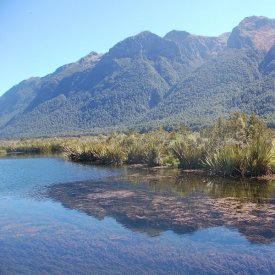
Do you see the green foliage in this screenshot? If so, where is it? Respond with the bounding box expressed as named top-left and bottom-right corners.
top-left (64, 141), bottom-right (126, 166)
top-left (0, 28), bottom-right (274, 138)
top-left (146, 144), bottom-right (164, 167)
top-left (202, 113), bottom-right (273, 177)
top-left (64, 142), bottom-right (106, 162)
top-left (0, 113), bottom-right (273, 178)
top-left (171, 139), bottom-right (203, 169)
top-left (101, 146), bottom-right (126, 166)
top-left (246, 136), bottom-right (273, 176)
top-left (3, 139), bottom-right (63, 154)
top-left (126, 143), bottom-right (148, 164)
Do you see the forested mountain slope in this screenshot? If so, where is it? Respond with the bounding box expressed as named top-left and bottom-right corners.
top-left (0, 16), bottom-right (274, 138)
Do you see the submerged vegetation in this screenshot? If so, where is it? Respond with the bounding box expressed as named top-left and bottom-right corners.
top-left (0, 113), bottom-right (274, 178)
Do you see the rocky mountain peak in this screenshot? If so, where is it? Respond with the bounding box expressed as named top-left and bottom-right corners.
top-left (106, 31), bottom-right (181, 60)
top-left (164, 30), bottom-right (190, 42)
top-left (227, 16), bottom-right (275, 52)
top-left (1, 16), bottom-right (274, 138)
top-left (78, 51), bottom-right (102, 66)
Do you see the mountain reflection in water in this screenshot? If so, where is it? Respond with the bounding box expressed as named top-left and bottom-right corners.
top-left (46, 169), bottom-right (275, 244)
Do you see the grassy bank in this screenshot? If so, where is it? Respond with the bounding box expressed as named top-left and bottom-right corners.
top-left (1, 113), bottom-right (274, 178)
top-left (0, 138), bottom-right (64, 155)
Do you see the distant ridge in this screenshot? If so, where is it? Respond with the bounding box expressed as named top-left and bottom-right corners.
top-left (0, 16), bottom-right (274, 138)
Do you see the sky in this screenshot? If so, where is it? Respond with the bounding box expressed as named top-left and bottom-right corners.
top-left (0, 0), bottom-right (275, 96)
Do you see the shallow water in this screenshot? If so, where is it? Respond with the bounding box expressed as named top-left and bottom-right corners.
top-left (0, 157), bottom-right (274, 274)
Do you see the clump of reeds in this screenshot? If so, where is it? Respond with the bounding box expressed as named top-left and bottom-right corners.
top-left (171, 139), bottom-right (204, 169)
top-left (246, 135), bottom-right (273, 176)
top-left (202, 113), bottom-right (273, 177)
top-left (4, 139), bottom-right (64, 154)
top-left (123, 130), bottom-right (168, 167)
top-left (126, 142), bottom-right (148, 164)
top-left (0, 113), bottom-right (273, 178)
top-left (64, 141), bottom-right (126, 166)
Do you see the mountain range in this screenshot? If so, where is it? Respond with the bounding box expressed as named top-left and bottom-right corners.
top-left (0, 16), bottom-right (274, 138)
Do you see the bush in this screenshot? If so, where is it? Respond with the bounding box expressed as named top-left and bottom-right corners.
top-left (202, 119), bottom-right (273, 177)
top-left (246, 135), bottom-right (273, 176)
top-left (146, 144), bottom-right (163, 167)
top-left (100, 146), bottom-right (126, 166)
top-left (126, 142), bottom-right (148, 164)
top-left (171, 139), bottom-right (203, 169)
top-left (1, 113), bottom-right (273, 177)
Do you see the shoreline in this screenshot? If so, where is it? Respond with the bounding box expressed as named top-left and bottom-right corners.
top-left (3, 152), bottom-right (275, 181)
top-left (126, 164), bottom-right (275, 181)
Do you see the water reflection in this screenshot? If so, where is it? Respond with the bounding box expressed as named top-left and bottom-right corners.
top-left (46, 169), bottom-right (275, 244)
top-left (0, 157), bottom-right (120, 198)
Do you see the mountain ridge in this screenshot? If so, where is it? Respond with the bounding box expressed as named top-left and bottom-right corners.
top-left (0, 16), bottom-right (274, 138)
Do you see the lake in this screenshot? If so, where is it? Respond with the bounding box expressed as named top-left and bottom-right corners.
top-left (0, 157), bottom-right (274, 274)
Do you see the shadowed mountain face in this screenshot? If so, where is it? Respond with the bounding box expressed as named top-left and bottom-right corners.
top-left (46, 170), bottom-right (275, 244)
top-left (1, 16), bottom-right (275, 137)
top-left (261, 45), bottom-right (275, 74)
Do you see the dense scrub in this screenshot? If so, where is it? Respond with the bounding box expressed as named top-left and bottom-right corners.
top-left (0, 113), bottom-right (274, 178)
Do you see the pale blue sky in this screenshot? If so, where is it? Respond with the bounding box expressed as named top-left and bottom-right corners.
top-left (1, 0), bottom-right (275, 96)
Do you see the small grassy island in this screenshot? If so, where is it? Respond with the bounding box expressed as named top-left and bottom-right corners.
top-left (1, 113), bottom-right (274, 178)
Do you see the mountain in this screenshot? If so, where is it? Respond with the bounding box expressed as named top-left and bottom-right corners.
top-left (0, 16), bottom-right (274, 138)
top-left (227, 16), bottom-right (275, 51)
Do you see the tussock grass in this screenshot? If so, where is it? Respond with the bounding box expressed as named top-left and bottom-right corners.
top-left (1, 139), bottom-right (64, 155)
top-left (0, 113), bottom-right (274, 178)
top-left (171, 138), bottom-right (204, 169)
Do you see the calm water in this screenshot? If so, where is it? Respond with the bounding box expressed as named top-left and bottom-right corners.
top-left (0, 157), bottom-right (274, 274)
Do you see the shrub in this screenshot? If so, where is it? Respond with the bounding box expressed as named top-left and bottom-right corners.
top-left (100, 146), bottom-right (126, 166)
top-left (126, 142), bottom-right (148, 164)
top-left (146, 144), bottom-right (163, 167)
top-left (202, 136), bottom-right (273, 177)
top-left (171, 139), bottom-right (203, 169)
top-left (246, 135), bottom-right (273, 176)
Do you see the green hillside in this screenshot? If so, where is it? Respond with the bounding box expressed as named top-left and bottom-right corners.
top-left (0, 16), bottom-right (274, 138)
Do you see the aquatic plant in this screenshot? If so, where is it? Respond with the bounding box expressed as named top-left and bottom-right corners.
top-left (64, 141), bottom-right (126, 166)
top-left (202, 134), bottom-right (273, 177)
top-left (126, 142), bottom-right (148, 164)
top-left (246, 135), bottom-right (273, 176)
top-left (0, 113), bottom-right (274, 177)
top-left (171, 139), bottom-right (203, 169)
top-left (146, 144), bottom-right (164, 167)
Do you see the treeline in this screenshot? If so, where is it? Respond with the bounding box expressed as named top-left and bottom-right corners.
top-left (1, 113), bottom-right (274, 178)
